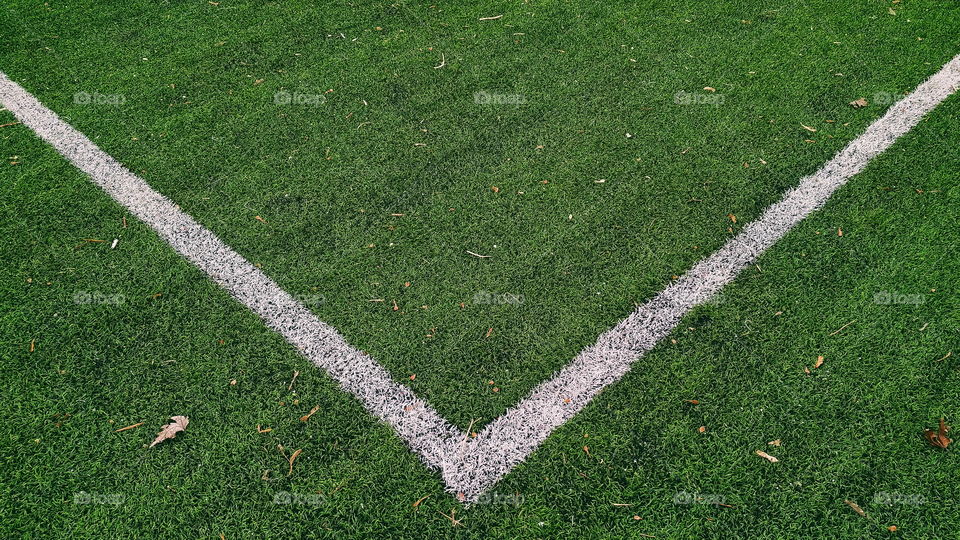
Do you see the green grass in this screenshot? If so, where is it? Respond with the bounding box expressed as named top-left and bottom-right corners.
top-left (1, 0), bottom-right (958, 537)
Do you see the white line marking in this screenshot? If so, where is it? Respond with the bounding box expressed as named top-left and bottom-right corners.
top-left (2, 54), bottom-right (957, 501)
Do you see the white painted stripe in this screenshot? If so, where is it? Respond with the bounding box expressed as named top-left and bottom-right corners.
top-left (2, 53), bottom-right (957, 502)
top-left (0, 71), bottom-right (462, 468)
top-left (447, 54), bottom-right (960, 499)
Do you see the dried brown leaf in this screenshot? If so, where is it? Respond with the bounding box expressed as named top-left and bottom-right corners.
top-left (150, 416), bottom-right (189, 447)
top-left (845, 499), bottom-right (867, 517)
top-left (755, 450), bottom-right (779, 463)
top-left (300, 405), bottom-right (321, 422)
top-left (923, 417), bottom-right (951, 449)
top-left (287, 448), bottom-right (302, 476)
top-left (849, 98), bottom-right (868, 108)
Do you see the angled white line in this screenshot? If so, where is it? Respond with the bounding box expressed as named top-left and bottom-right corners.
top-left (1, 54), bottom-right (957, 502)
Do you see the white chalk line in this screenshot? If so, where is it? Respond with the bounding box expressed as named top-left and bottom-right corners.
top-left (2, 53), bottom-right (957, 502)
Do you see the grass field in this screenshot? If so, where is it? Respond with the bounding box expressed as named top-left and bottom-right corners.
top-left (2, 0), bottom-right (959, 537)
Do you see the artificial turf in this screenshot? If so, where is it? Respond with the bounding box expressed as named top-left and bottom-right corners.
top-left (1, 0), bottom-right (958, 537)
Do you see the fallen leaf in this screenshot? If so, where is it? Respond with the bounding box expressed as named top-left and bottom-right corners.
top-left (150, 416), bottom-right (189, 447)
top-left (491, 186), bottom-right (500, 193)
top-left (704, 86), bottom-right (716, 92)
top-left (254, 215), bottom-right (267, 223)
top-left (727, 214), bottom-right (737, 224)
top-left (849, 98), bottom-right (868, 108)
top-left (409, 374), bottom-right (416, 381)
top-left (300, 405), bottom-right (321, 422)
top-left (837, 227), bottom-right (843, 236)
top-left (439, 508), bottom-right (463, 527)
top-left (755, 450), bottom-right (779, 463)
top-left (768, 439), bottom-right (781, 446)
top-left (287, 448), bottom-right (302, 476)
top-left (685, 399), bottom-right (700, 405)
top-left (923, 417), bottom-right (951, 449)
top-left (888, 526), bottom-right (897, 532)
top-left (814, 355), bottom-right (825, 369)
top-left (845, 499), bottom-right (867, 517)
top-left (801, 124), bottom-right (817, 133)
top-left (698, 426), bottom-right (707, 433)
top-left (257, 425), bottom-right (272, 433)
top-left (412, 495), bottom-right (430, 508)
top-left (484, 327), bottom-right (493, 338)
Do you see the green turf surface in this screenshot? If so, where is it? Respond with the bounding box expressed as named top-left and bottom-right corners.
top-left (2, 0), bottom-right (958, 536)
